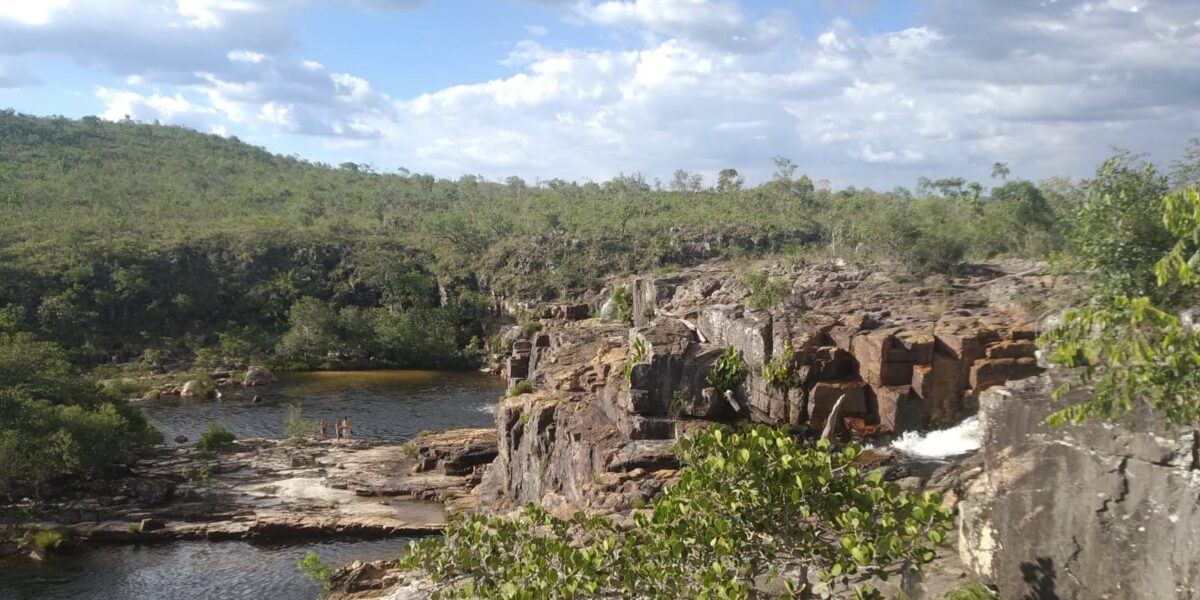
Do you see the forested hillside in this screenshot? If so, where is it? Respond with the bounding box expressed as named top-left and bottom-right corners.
top-left (0, 109), bottom-right (1124, 370)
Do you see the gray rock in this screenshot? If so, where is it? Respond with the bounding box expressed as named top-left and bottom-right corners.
top-left (244, 366), bottom-right (277, 387)
top-left (959, 372), bottom-right (1200, 599)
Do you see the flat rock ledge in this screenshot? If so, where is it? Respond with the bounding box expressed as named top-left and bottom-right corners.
top-left (2, 431), bottom-right (499, 546)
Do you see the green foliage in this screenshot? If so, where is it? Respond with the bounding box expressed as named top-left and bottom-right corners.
top-left (705, 346), bottom-right (747, 397)
top-left (744, 270), bottom-right (789, 310)
top-left (943, 582), bottom-right (999, 600)
top-left (1040, 186), bottom-right (1200, 427)
top-left (1064, 154), bottom-right (1174, 301)
top-left (610, 287), bottom-right (634, 326)
top-left (0, 333), bottom-right (160, 494)
top-left (520, 321), bottom-right (543, 339)
top-left (297, 551), bottom-right (334, 592)
top-left (196, 423), bottom-right (236, 452)
top-left (399, 426), bottom-right (953, 599)
top-left (507, 380), bottom-right (534, 397)
top-left (622, 337), bottom-right (648, 381)
top-left (282, 404), bottom-right (316, 442)
top-left (762, 341), bottom-right (802, 396)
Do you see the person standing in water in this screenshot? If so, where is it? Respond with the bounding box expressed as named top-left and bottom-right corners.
top-left (342, 416), bottom-right (352, 441)
top-left (319, 419), bottom-right (328, 440)
top-left (334, 418), bottom-right (343, 442)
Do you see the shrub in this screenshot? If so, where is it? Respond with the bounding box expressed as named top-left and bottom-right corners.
top-left (622, 337), bottom-right (648, 381)
top-left (297, 551), bottom-right (333, 592)
top-left (610, 287), bottom-right (634, 326)
top-left (520, 321), bottom-right (543, 339)
top-left (196, 423), bottom-right (236, 451)
top-left (507, 380), bottom-right (534, 397)
top-left (744, 270), bottom-right (789, 310)
top-left (944, 582), bottom-right (999, 600)
top-left (705, 346), bottom-right (747, 397)
top-left (282, 404), bottom-right (316, 442)
top-left (399, 426), bottom-right (953, 599)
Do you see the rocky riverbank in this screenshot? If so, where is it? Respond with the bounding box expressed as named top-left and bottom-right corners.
top-left (0, 429), bottom-right (498, 558)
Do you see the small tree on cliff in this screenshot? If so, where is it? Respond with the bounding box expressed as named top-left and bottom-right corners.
top-left (1040, 186), bottom-right (1200, 428)
top-left (399, 425), bottom-right (953, 600)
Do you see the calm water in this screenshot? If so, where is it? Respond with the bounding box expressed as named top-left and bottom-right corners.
top-left (140, 370), bottom-right (505, 443)
top-left (0, 538), bottom-right (415, 600)
top-left (0, 371), bottom-right (503, 600)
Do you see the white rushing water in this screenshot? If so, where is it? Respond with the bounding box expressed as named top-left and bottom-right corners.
top-left (891, 416), bottom-right (982, 459)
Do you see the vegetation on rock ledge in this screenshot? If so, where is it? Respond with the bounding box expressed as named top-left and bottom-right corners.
top-left (400, 426), bottom-right (952, 599)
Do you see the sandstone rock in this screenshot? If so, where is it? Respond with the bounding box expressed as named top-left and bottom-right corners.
top-left (852, 328), bottom-right (914, 387)
top-left (809, 381), bottom-right (867, 425)
top-left (872, 385), bottom-right (924, 433)
top-left (180, 380), bottom-right (203, 398)
top-left (139, 517), bottom-right (166, 532)
top-left (984, 339), bottom-right (1036, 359)
top-left (968, 357), bottom-right (1042, 392)
top-left (244, 366), bottom-right (277, 387)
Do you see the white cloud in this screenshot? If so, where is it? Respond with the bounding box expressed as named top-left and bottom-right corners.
top-left (0, 0), bottom-right (1198, 187)
top-left (0, 0), bottom-right (70, 26)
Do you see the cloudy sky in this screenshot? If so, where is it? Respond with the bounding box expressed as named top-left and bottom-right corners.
top-left (1, 0), bottom-right (1197, 188)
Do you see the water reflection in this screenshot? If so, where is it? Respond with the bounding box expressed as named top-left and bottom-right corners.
top-left (0, 538), bottom-right (415, 600)
top-left (139, 370), bottom-right (504, 443)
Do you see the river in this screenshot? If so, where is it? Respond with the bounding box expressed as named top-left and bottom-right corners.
top-left (0, 370), bottom-right (505, 600)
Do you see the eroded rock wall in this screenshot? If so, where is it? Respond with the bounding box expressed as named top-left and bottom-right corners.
top-left (482, 260), bottom-right (1059, 513)
top-left (959, 373), bottom-right (1200, 599)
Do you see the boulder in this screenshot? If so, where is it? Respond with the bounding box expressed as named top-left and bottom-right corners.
top-left (179, 380), bottom-right (204, 398)
top-left (851, 328), bottom-right (913, 387)
top-left (244, 366), bottom-right (277, 387)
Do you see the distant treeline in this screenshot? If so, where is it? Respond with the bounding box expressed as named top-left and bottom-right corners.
top-left (1, 109), bottom-right (1194, 370)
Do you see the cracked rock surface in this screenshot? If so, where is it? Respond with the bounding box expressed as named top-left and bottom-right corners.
top-left (959, 372), bottom-right (1200, 599)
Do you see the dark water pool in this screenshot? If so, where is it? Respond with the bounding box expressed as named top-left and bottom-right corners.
top-left (0, 370), bottom-right (503, 600)
top-left (140, 370), bottom-right (505, 443)
top-left (0, 538), bottom-right (415, 600)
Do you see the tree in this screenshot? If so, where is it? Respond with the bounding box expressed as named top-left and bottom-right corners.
top-left (1065, 153), bottom-right (1173, 301)
top-left (717, 168), bottom-right (744, 193)
top-left (400, 426), bottom-right (952, 599)
top-left (1040, 186), bottom-right (1200, 427)
top-left (991, 162), bottom-right (1010, 182)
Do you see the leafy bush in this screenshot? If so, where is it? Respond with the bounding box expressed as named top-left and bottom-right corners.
top-left (507, 380), bottom-right (534, 397)
top-left (705, 346), bottom-right (747, 397)
top-left (610, 287), bottom-right (634, 326)
top-left (622, 337), bottom-right (648, 381)
top-left (400, 426), bottom-right (953, 599)
top-left (196, 423), bottom-right (236, 451)
top-left (0, 333), bottom-right (161, 494)
top-left (744, 270), bottom-right (789, 310)
top-left (282, 404), bottom-right (316, 442)
top-left (297, 551), bottom-right (333, 592)
top-left (520, 321), bottom-right (543, 339)
top-left (944, 582), bottom-right (999, 600)
top-left (1041, 186), bottom-right (1200, 427)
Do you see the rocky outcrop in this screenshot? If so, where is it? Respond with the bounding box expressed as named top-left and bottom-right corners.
top-left (0, 438), bottom-right (490, 545)
top-left (958, 372), bottom-right (1200, 599)
top-left (481, 260), bottom-right (1058, 514)
top-left (243, 365), bottom-right (277, 387)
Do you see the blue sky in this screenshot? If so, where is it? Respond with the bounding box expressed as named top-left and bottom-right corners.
top-left (1, 0), bottom-right (1197, 188)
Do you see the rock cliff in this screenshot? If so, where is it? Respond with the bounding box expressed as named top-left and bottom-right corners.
top-left (479, 260), bottom-right (1058, 514)
top-left (959, 372), bottom-right (1200, 599)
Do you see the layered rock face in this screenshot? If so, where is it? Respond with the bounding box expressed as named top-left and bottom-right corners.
top-left (481, 260), bottom-right (1059, 512)
top-left (959, 373), bottom-right (1200, 599)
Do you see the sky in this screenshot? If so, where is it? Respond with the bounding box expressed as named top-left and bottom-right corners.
top-left (0, 0), bottom-right (1197, 189)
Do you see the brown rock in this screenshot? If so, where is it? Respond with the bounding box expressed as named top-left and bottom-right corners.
top-left (986, 339), bottom-right (1037, 359)
top-left (969, 357), bottom-right (1043, 391)
top-left (873, 385), bottom-right (924, 433)
top-left (809, 381), bottom-right (867, 424)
